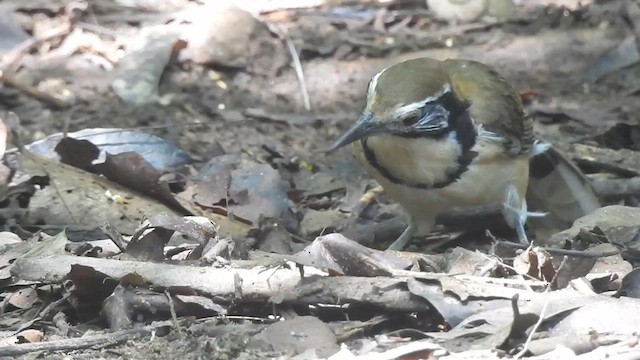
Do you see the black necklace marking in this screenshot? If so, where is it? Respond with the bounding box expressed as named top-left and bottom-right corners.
top-left (361, 109), bottom-right (479, 190)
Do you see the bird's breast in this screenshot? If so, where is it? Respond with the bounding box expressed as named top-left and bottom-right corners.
top-left (354, 134), bottom-right (464, 188)
top-left (352, 134), bottom-right (530, 232)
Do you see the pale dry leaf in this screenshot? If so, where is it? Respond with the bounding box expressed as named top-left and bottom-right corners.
top-left (20, 151), bottom-right (181, 235)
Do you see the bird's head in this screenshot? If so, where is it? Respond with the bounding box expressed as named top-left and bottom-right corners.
top-left (330, 58), bottom-right (471, 151)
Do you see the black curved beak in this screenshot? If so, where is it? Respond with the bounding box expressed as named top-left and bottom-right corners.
top-left (329, 113), bottom-right (382, 151)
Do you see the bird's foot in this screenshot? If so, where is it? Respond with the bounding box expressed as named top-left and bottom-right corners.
top-left (503, 184), bottom-right (547, 244)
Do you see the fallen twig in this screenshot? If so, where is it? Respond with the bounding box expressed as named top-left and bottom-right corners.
top-left (475, 250), bottom-right (541, 283)
top-left (0, 322), bottom-right (170, 357)
top-left (0, 26), bottom-right (73, 74)
top-left (496, 241), bottom-right (621, 258)
top-left (0, 1), bottom-right (86, 74)
top-left (0, 74), bottom-right (70, 110)
top-left (267, 23), bottom-right (311, 111)
top-left (515, 256), bottom-right (569, 358)
top-left (165, 290), bottom-right (183, 339)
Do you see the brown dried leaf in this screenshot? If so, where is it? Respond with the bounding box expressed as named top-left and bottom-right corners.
top-left (513, 247), bottom-right (556, 282)
top-left (7, 287), bottom-right (38, 309)
top-left (188, 155), bottom-right (294, 227)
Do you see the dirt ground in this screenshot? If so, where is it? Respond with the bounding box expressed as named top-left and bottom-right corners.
top-left (5, 1), bottom-right (634, 161)
top-left (3, 0), bottom-right (640, 359)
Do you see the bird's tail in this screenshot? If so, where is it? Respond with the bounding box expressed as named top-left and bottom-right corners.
top-left (526, 144), bottom-right (601, 241)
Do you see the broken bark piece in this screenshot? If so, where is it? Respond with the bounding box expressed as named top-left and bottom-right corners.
top-left (548, 205), bottom-right (640, 249)
top-left (571, 143), bottom-right (640, 177)
top-left (591, 177), bottom-right (640, 201)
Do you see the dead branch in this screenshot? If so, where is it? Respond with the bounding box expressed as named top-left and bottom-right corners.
top-left (0, 74), bottom-right (70, 110)
top-left (0, 26), bottom-right (72, 74)
top-left (0, 322), bottom-right (169, 357)
top-left (12, 255), bottom-right (315, 303)
top-left (11, 254), bottom-right (548, 313)
top-left (592, 177), bottom-right (640, 201)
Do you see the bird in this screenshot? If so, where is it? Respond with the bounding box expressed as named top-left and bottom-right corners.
top-left (426, 0), bottom-right (517, 24)
top-left (427, 0), bottom-right (488, 23)
top-left (330, 57), bottom-right (600, 251)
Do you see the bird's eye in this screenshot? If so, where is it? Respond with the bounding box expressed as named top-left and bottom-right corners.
top-left (400, 111), bottom-right (423, 126)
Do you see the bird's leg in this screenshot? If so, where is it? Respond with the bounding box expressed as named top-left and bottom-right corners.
top-left (502, 184), bottom-right (546, 244)
top-left (387, 217), bottom-right (416, 251)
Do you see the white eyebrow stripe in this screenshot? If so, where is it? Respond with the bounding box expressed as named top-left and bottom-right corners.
top-left (393, 101), bottom-right (426, 118)
top-left (393, 83), bottom-right (452, 118)
top-left (367, 68), bottom-right (386, 101)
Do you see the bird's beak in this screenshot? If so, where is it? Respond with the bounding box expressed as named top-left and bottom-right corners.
top-left (329, 112), bottom-right (382, 151)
